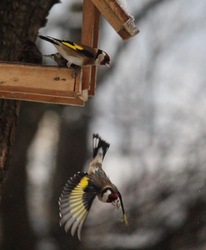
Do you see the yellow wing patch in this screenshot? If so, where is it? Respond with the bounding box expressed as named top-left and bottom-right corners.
top-left (59, 172), bottom-right (96, 240)
top-left (80, 176), bottom-right (89, 189)
top-left (62, 41), bottom-right (84, 51)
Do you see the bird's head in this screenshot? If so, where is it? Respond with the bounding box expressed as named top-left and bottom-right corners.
top-left (101, 187), bottom-right (120, 208)
top-left (96, 50), bottom-right (111, 67)
top-left (101, 186), bottom-right (128, 226)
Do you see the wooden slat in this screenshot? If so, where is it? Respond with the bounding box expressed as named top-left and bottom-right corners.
top-left (0, 62), bottom-right (76, 93)
top-left (0, 62), bottom-right (84, 105)
top-left (81, 0), bottom-right (100, 98)
top-left (91, 0), bottom-right (139, 40)
top-left (0, 91), bottom-right (85, 106)
top-left (0, 85), bottom-right (75, 97)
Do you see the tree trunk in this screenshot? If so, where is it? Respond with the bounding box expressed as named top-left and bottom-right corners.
top-left (0, 100), bottom-right (21, 201)
top-left (0, 0), bottom-right (59, 249)
top-left (0, 0), bottom-right (59, 201)
top-left (1, 102), bottom-right (46, 250)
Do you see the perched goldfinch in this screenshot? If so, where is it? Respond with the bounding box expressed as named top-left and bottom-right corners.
top-left (59, 134), bottom-right (128, 240)
top-left (38, 35), bottom-right (111, 68)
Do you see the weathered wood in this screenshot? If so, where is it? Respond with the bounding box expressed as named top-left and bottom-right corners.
top-left (0, 91), bottom-right (85, 106)
top-left (0, 62), bottom-right (84, 105)
top-left (91, 0), bottom-right (139, 40)
top-left (81, 0), bottom-right (100, 98)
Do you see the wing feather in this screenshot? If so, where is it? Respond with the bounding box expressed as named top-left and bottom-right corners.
top-left (61, 41), bottom-right (96, 58)
top-left (59, 172), bottom-right (97, 240)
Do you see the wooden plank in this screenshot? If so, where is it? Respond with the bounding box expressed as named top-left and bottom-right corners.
top-left (81, 0), bottom-right (100, 98)
top-left (0, 62), bottom-right (84, 105)
top-left (0, 62), bottom-right (76, 92)
top-left (0, 91), bottom-right (85, 106)
top-left (0, 85), bottom-right (75, 97)
top-left (91, 0), bottom-right (139, 40)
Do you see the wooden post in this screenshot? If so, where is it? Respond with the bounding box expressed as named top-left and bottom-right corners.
top-left (81, 0), bottom-right (100, 98)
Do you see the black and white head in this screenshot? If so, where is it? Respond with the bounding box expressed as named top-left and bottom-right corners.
top-left (101, 187), bottom-right (120, 208)
top-left (95, 50), bottom-right (111, 67)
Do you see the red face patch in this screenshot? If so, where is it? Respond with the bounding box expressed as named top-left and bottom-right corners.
top-left (100, 53), bottom-right (110, 66)
top-left (107, 192), bottom-right (118, 203)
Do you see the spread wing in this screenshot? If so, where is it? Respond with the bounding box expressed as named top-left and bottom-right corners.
top-left (59, 172), bottom-right (97, 240)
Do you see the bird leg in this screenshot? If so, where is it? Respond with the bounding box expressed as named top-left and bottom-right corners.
top-left (67, 61), bottom-right (72, 68)
top-left (71, 64), bottom-right (81, 77)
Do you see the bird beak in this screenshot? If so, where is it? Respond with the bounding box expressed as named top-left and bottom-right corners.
top-left (105, 62), bottom-right (111, 68)
top-left (118, 193), bottom-right (128, 227)
top-left (112, 198), bottom-right (121, 208)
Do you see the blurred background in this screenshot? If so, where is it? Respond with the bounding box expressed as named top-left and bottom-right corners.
top-left (1, 0), bottom-right (206, 249)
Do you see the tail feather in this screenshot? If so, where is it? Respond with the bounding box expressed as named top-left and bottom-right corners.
top-left (93, 134), bottom-right (110, 159)
top-left (38, 35), bottom-right (61, 46)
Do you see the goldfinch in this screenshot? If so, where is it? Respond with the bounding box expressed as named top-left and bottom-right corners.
top-left (38, 35), bottom-right (111, 68)
top-left (59, 134), bottom-right (128, 240)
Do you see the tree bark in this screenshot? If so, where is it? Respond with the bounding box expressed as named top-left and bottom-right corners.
top-left (1, 102), bottom-right (46, 250)
top-left (0, 0), bottom-right (59, 249)
top-left (0, 100), bottom-right (21, 201)
top-left (0, 0), bottom-right (59, 201)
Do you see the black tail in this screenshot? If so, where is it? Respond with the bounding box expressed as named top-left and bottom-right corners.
top-left (38, 35), bottom-right (60, 46)
top-left (93, 134), bottom-right (110, 159)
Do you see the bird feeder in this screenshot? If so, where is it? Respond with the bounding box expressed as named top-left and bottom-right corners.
top-left (0, 0), bottom-right (139, 106)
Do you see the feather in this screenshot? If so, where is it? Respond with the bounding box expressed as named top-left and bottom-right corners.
top-left (59, 172), bottom-right (97, 240)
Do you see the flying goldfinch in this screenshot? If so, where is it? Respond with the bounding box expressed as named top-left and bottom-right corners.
top-left (38, 35), bottom-right (111, 68)
top-left (59, 134), bottom-right (128, 240)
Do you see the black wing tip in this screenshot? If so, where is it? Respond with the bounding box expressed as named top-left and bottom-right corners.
top-left (38, 34), bottom-right (49, 41)
top-left (59, 172), bottom-right (87, 201)
top-left (58, 171), bottom-right (95, 241)
top-left (38, 35), bottom-right (59, 45)
top-left (93, 133), bottom-right (110, 159)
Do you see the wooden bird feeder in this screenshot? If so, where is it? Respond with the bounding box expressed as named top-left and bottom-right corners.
top-left (0, 0), bottom-right (139, 106)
